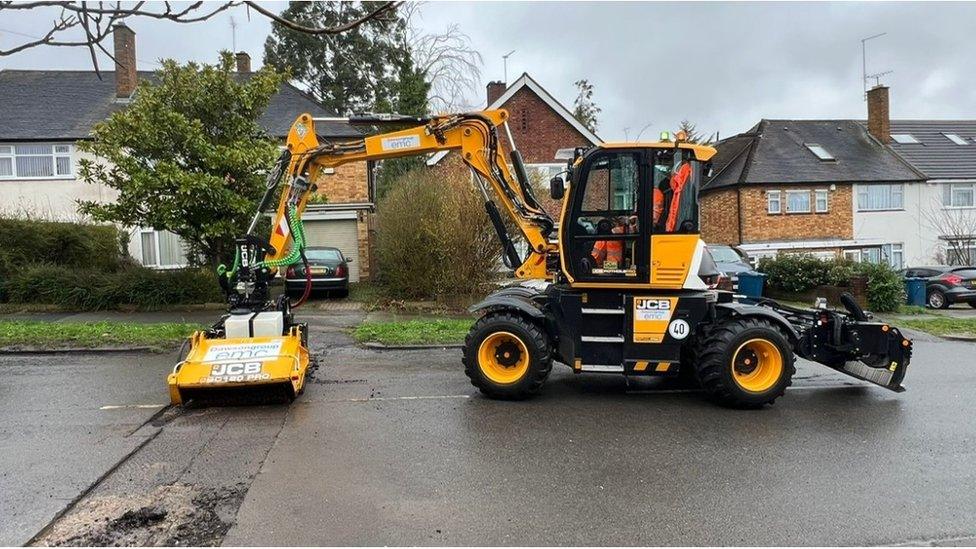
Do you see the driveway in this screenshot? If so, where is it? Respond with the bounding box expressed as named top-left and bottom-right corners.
top-left (3, 310), bottom-right (975, 546)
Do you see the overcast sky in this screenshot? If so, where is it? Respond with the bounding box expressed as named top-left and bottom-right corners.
top-left (2, 1), bottom-right (974, 141)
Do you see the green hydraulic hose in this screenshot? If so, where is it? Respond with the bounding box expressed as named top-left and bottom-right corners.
top-left (254, 204), bottom-right (305, 270)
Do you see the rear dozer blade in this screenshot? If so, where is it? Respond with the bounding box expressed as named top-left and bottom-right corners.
top-left (821, 321), bottom-right (912, 392)
top-left (167, 328), bottom-right (310, 406)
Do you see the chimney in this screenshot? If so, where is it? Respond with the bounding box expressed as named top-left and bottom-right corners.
top-left (235, 52), bottom-right (251, 73)
top-left (866, 85), bottom-right (890, 144)
top-left (113, 23), bottom-right (137, 99)
top-left (486, 81), bottom-right (506, 106)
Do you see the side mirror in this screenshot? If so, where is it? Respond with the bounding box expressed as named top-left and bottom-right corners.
top-left (549, 176), bottom-right (565, 200)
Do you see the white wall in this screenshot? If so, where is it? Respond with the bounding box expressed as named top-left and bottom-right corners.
top-left (852, 181), bottom-right (943, 267)
top-left (0, 145), bottom-right (116, 221)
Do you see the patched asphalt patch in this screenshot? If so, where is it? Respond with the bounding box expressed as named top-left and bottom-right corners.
top-left (34, 483), bottom-right (246, 547)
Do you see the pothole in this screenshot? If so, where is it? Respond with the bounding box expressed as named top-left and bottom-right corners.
top-left (33, 483), bottom-right (246, 547)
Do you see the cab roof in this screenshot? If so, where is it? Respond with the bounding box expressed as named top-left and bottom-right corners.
top-left (599, 141), bottom-right (717, 161)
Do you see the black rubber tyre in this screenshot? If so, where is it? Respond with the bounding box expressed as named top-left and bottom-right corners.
top-left (927, 289), bottom-right (948, 309)
top-left (692, 317), bottom-right (795, 408)
top-left (334, 288), bottom-right (350, 299)
top-left (462, 312), bottom-right (552, 400)
top-left (969, 301), bottom-right (976, 309)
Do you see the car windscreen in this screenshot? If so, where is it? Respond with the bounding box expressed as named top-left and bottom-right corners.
top-left (305, 249), bottom-right (342, 261)
top-left (707, 246), bottom-right (743, 263)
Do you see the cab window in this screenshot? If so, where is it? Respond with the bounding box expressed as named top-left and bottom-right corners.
top-left (651, 149), bottom-right (700, 234)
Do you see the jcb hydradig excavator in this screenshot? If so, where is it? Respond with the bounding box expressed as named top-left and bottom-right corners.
top-left (168, 109), bottom-right (912, 408)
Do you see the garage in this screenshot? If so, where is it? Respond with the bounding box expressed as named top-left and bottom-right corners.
top-left (302, 211), bottom-right (361, 282)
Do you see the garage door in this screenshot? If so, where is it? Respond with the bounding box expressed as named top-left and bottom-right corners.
top-left (303, 218), bottom-right (361, 282)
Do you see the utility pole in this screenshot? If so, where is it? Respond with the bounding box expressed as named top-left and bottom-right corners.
top-left (861, 32), bottom-right (886, 99)
top-left (230, 16), bottom-right (238, 52)
top-left (502, 50), bottom-right (515, 84)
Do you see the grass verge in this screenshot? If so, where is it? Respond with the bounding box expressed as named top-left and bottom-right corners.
top-left (353, 318), bottom-right (474, 346)
top-left (897, 317), bottom-right (976, 338)
top-left (0, 320), bottom-right (204, 349)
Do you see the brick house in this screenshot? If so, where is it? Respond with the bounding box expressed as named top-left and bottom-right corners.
top-left (0, 24), bottom-right (374, 280)
top-left (701, 86), bottom-right (924, 266)
top-left (428, 72), bottom-right (602, 220)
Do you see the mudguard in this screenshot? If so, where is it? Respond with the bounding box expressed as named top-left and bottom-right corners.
top-left (715, 301), bottom-right (801, 341)
top-left (468, 284), bottom-right (548, 319)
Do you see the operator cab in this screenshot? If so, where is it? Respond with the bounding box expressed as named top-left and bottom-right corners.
top-left (554, 139), bottom-right (711, 286)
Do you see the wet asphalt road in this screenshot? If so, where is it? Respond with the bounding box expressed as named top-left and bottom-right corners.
top-left (2, 312), bottom-right (975, 546)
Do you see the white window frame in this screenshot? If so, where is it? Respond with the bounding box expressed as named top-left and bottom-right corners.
top-left (785, 189), bottom-right (811, 213)
top-left (944, 182), bottom-right (976, 208)
top-left (857, 184), bottom-right (904, 212)
top-left (814, 189), bottom-right (829, 213)
top-left (0, 143), bottom-right (74, 180)
top-left (139, 229), bottom-right (187, 269)
top-left (767, 190), bottom-right (782, 214)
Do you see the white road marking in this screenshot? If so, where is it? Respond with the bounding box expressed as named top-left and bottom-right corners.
top-left (332, 394), bottom-right (472, 403)
top-left (99, 404), bottom-right (166, 410)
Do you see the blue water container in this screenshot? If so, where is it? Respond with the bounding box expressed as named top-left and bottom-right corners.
top-left (737, 271), bottom-right (767, 298)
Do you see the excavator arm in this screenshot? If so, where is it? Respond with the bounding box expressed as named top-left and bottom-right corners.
top-left (258, 110), bottom-right (557, 286)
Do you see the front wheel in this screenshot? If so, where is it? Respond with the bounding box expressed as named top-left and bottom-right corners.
top-left (462, 312), bottom-right (552, 400)
top-left (692, 317), bottom-right (795, 408)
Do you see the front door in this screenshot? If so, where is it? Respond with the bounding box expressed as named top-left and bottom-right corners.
top-left (565, 149), bottom-right (648, 284)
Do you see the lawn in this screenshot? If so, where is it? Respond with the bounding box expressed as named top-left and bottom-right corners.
top-left (353, 318), bottom-right (474, 345)
top-left (0, 320), bottom-right (204, 349)
top-left (898, 317), bottom-right (976, 338)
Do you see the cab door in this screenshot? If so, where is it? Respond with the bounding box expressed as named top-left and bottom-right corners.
top-left (563, 149), bottom-right (649, 284)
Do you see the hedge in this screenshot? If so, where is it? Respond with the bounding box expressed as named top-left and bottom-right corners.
top-left (0, 218), bottom-right (123, 272)
top-left (758, 254), bottom-right (905, 312)
top-left (2, 264), bottom-right (222, 310)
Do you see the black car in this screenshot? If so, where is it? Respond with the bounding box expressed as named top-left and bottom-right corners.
top-left (286, 246), bottom-right (351, 298)
top-left (706, 244), bottom-right (754, 290)
top-left (903, 265), bottom-right (976, 309)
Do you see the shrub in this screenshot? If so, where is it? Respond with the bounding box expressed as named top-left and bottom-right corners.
top-left (852, 261), bottom-right (905, 313)
top-left (757, 254), bottom-right (832, 293)
top-left (375, 168), bottom-right (499, 300)
top-left (0, 218), bottom-right (123, 272)
top-left (3, 264), bottom-right (221, 310)
top-left (757, 254), bottom-right (905, 312)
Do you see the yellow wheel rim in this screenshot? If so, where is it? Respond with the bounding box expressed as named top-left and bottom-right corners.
top-left (731, 338), bottom-right (783, 393)
top-left (477, 331), bottom-right (530, 385)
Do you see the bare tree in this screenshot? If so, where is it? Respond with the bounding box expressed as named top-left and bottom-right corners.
top-left (922, 197), bottom-right (976, 265)
top-left (0, 1), bottom-right (401, 75)
top-left (400, 3), bottom-right (482, 113)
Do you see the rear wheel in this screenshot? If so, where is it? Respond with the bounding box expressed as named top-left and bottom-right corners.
top-left (463, 312), bottom-right (552, 400)
top-left (927, 289), bottom-right (948, 309)
top-left (692, 317), bottom-right (795, 408)
top-left (967, 301), bottom-right (976, 309)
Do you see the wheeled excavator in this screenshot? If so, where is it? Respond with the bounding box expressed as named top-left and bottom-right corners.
top-left (168, 109), bottom-right (912, 408)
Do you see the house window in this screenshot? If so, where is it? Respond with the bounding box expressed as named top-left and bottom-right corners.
top-left (815, 189), bottom-right (829, 213)
top-left (883, 243), bottom-right (904, 270)
top-left (139, 229), bottom-right (187, 268)
top-left (804, 143), bottom-right (835, 161)
top-left (0, 143), bottom-right (73, 179)
top-left (891, 134), bottom-right (920, 144)
top-left (943, 183), bottom-right (976, 208)
top-left (857, 184), bottom-right (903, 211)
top-left (785, 190), bottom-right (811, 213)
top-left (767, 190), bottom-right (781, 214)
top-left (943, 133), bottom-right (969, 145)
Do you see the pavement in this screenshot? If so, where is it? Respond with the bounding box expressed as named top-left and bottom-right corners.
top-left (2, 307), bottom-right (975, 546)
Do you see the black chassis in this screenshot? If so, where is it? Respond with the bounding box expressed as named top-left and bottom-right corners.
top-left (470, 284), bottom-right (911, 391)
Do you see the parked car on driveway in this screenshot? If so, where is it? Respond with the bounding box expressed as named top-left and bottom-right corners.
top-left (705, 244), bottom-right (754, 290)
top-left (902, 265), bottom-right (976, 309)
top-left (286, 246), bottom-right (351, 298)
